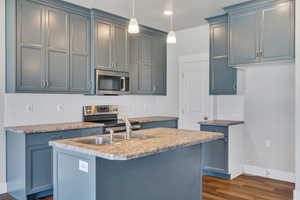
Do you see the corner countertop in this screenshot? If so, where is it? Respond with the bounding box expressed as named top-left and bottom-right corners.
top-left (5, 116), bottom-right (179, 134)
top-left (49, 128), bottom-right (223, 161)
top-left (5, 122), bottom-right (105, 134)
top-left (198, 120), bottom-right (244, 127)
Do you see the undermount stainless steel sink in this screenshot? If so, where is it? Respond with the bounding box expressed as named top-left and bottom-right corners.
top-left (76, 137), bottom-right (113, 145)
top-left (75, 134), bottom-right (153, 146)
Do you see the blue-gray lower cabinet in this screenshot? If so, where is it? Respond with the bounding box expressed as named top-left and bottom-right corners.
top-left (200, 125), bottom-right (230, 179)
top-left (6, 127), bottom-right (104, 200)
top-left (141, 120), bottom-right (178, 129)
top-left (200, 123), bottom-right (244, 180)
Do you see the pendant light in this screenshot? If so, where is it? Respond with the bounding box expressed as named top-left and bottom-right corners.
top-left (167, 15), bottom-right (176, 44)
top-left (128, 0), bottom-right (140, 34)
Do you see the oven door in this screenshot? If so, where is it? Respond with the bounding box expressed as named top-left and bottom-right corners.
top-left (96, 70), bottom-right (130, 95)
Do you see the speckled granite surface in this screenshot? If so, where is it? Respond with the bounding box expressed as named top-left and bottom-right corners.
top-left (5, 122), bottom-right (105, 134)
top-left (5, 116), bottom-right (179, 134)
top-left (198, 120), bottom-right (244, 126)
top-left (130, 116), bottom-right (178, 123)
top-left (49, 128), bottom-right (223, 160)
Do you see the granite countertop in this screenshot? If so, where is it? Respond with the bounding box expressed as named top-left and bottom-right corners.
top-left (5, 116), bottom-right (178, 134)
top-left (129, 116), bottom-right (178, 123)
top-left (198, 120), bottom-right (244, 126)
top-left (5, 122), bottom-right (105, 134)
top-left (49, 128), bottom-right (223, 161)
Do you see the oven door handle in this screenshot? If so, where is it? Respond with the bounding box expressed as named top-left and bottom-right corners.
top-left (121, 77), bottom-right (126, 92)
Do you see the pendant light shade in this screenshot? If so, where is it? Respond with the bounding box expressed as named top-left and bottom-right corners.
top-left (167, 30), bottom-right (176, 44)
top-left (128, 0), bottom-right (140, 34)
top-left (167, 15), bottom-right (176, 44)
top-left (128, 18), bottom-right (140, 34)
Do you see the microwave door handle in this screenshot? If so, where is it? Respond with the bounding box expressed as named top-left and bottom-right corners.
top-left (121, 77), bottom-right (126, 92)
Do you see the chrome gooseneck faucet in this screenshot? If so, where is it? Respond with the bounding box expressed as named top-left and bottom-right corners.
top-left (123, 116), bottom-right (133, 140)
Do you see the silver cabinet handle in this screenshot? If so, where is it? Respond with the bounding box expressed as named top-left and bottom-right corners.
top-left (45, 81), bottom-right (49, 88)
top-left (41, 80), bottom-right (45, 88)
top-left (260, 51), bottom-right (263, 57)
top-left (256, 51), bottom-right (260, 57)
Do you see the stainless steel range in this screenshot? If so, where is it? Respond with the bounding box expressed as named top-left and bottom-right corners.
top-left (83, 105), bottom-right (141, 134)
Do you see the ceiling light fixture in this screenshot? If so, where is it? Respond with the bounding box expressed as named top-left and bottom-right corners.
top-left (164, 10), bottom-right (173, 16)
top-left (167, 15), bottom-right (176, 44)
top-left (128, 0), bottom-right (140, 34)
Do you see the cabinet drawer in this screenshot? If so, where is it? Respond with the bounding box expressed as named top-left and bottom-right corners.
top-left (81, 127), bottom-right (104, 137)
top-left (141, 120), bottom-right (178, 129)
top-left (26, 130), bottom-right (81, 146)
top-left (200, 125), bottom-right (228, 137)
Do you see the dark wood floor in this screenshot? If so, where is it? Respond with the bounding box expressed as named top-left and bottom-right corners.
top-left (0, 175), bottom-right (295, 200)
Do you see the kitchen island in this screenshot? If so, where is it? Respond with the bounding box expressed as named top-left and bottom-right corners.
top-left (49, 128), bottom-right (223, 200)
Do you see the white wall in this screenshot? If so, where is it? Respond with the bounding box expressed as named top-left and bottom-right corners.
top-left (0, 0), bottom-right (179, 193)
top-left (244, 65), bottom-right (295, 175)
top-left (295, 0), bottom-right (300, 198)
top-left (176, 24), bottom-right (295, 180)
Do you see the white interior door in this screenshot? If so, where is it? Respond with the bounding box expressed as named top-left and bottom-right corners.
top-left (179, 54), bottom-right (213, 130)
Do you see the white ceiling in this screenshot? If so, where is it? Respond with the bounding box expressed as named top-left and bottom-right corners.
top-left (67, 0), bottom-right (249, 31)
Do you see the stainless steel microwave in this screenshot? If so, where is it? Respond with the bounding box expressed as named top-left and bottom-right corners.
top-left (95, 70), bottom-right (130, 95)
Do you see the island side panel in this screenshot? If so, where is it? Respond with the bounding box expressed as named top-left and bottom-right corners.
top-left (6, 131), bottom-right (27, 200)
top-left (53, 148), bottom-right (97, 200)
top-left (96, 144), bottom-right (203, 200)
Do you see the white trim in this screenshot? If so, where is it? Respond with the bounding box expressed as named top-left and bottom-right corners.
top-left (294, 189), bottom-right (300, 200)
top-left (243, 165), bottom-right (295, 183)
top-left (0, 182), bottom-right (7, 194)
top-left (178, 53), bottom-right (209, 64)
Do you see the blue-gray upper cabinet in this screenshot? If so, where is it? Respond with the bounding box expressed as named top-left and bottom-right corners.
top-left (16, 0), bottom-right (46, 92)
top-left (91, 10), bottom-right (128, 73)
top-left (151, 34), bottom-right (167, 95)
top-left (46, 8), bottom-right (69, 92)
top-left (224, 0), bottom-right (295, 66)
top-left (206, 15), bottom-right (237, 95)
top-left (70, 14), bottom-right (91, 93)
top-left (7, 0), bottom-right (91, 94)
top-left (128, 30), bottom-right (167, 95)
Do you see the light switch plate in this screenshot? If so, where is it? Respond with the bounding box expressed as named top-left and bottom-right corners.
top-left (79, 160), bottom-right (89, 173)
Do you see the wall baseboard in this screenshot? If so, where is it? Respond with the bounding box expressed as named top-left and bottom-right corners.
top-left (0, 182), bottom-right (7, 194)
top-left (243, 165), bottom-right (295, 183)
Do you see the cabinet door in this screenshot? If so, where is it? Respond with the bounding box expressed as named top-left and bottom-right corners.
top-left (260, 1), bottom-right (295, 62)
top-left (17, 0), bottom-right (46, 92)
top-left (26, 145), bottom-right (52, 194)
top-left (202, 138), bottom-right (228, 173)
top-left (70, 14), bottom-right (90, 93)
top-left (113, 24), bottom-right (128, 72)
top-left (210, 58), bottom-right (236, 95)
top-left (46, 8), bottom-right (69, 92)
top-left (151, 35), bottom-right (167, 95)
top-left (229, 11), bottom-right (260, 65)
top-left (200, 125), bottom-right (228, 174)
top-left (139, 35), bottom-right (152, 94)
top-left (95, 20), bottom-right (113, 69)
top-left (128, 36), bottom-right (139, 94)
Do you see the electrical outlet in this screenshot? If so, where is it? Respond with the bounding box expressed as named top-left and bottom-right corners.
top-left (57, 104), bottom-right (64, 112)
top-left (265, 140), bottom-right (271, 148)
top-left (26, 104), bottom-right (33, 112)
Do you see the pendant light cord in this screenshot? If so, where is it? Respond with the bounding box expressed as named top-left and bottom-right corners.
top-left (132, 0), bottom-right (135, 17)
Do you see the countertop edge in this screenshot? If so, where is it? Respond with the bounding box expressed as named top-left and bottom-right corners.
top-left (5, 116), bottom-right (179, 135)
top-left (49, 134), bottom-right (224, 161)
